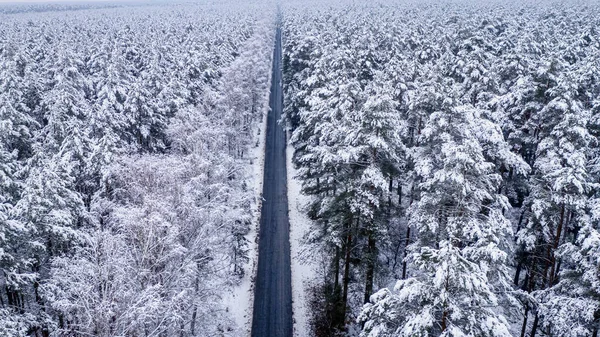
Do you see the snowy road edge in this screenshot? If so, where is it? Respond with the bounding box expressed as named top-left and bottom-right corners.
top-left (287, 135), bottom-right (318, 337)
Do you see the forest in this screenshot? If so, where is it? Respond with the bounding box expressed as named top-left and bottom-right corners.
top-left (282, 1), bottom-right (600, 337)
top-left (0, 2), bottom-right (274, 336)
top-left (1, 0), bottom-right (599, 337)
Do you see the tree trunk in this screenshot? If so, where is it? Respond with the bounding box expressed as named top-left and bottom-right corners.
top-left (334, 245), bottom-right (340, 291)
top-left (401, 187), bottom-right (419, 280)
top-left (514, 259), bottom-right (523, 286)
top-left (542, 246), bottom-right (551, 287)
top-left (592, 310), bottom-right (600, 337)
top-left (521, 258), bottom-right (538, 337)
top-left (190, 262), bottom-right (201, 336)
top-left (33, 277), bottom-right (44, 309)
top-left (530, 312), bottom-right (539, 337)
top-left (401, 227), bottom-right (411, 280)
top-left (388, 177), bottom-right (393, 209)
top-left (516, 208), bottom-right (526, 235)
top-left (548, 204), bottom-right (565, 286)
top-left (398, 184), bottom-right (402, 206)
top-left (553, 209), bottom-right (571, 285)
top-left (391, 236), bottom-right (402, 274)
top-left (190, 305), bottom-right (198, 336)
top-left (5, 286), bottom-right (20, 309)
top-left (341, 218), bottom-right (353, 327)
top-left (553, 259), bottom-right (562, 285)
top-left (520, 305), bottom-right (529, 337)
top-left (363, 232), bottom-right (376, 304)
top-left (441, 309), bottom-right (448, 333)
top-left (440, 269), bottom-right (450, 332)
top-left (5, 286), bottom-right (12, 307)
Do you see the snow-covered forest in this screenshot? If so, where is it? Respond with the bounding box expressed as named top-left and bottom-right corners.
top-left (2, 0), bottom-right (600, 337)
top-left (0, 2), bottom-right (274, 336)
top-left (282, 1), bottom-right (600, 336)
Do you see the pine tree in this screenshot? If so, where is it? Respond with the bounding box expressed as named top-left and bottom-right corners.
top-left (360, 104), bottom-right (515, 337)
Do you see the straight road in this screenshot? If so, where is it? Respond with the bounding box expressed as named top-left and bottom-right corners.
top-left (250, 22), bottom-right (293, 337)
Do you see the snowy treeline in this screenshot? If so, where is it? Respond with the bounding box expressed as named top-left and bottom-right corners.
top-left (282, 1), bottom-right (600, 336)
top-left (0, 3), bottom-right (274, 336)
top-left (0, 3), bottom-right (120, 15)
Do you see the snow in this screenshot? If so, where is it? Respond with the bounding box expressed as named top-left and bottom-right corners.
top-left (287, 132), bottom-right (319, 337)
top-left (221, 102), bottom-right (268, 337)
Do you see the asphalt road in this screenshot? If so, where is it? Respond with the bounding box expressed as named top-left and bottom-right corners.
top-left (250, 24), bottom-right (293, 337)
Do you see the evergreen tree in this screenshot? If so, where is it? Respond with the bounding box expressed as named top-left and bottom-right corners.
top-left (360, 104), bottom-right (515, 337)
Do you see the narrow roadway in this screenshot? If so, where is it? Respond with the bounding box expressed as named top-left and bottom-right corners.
top-left (250, 22), bottom-right (293, 337)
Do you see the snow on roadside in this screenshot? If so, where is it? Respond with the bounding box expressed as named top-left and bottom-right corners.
top-left (220, 19), bottom-right (275, 337)
top-left (287, 136), bottom-right (319, 337)
top-left (221, 98), bottom-right (269, 336)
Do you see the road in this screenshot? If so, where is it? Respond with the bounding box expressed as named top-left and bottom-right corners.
top-left (250, 22), bottom-right (293, 337)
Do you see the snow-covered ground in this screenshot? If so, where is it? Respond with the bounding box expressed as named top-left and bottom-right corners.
top-left (222, 104), bottom-right (269, 336)
top-left (287, 137), bottom-right (319, 337)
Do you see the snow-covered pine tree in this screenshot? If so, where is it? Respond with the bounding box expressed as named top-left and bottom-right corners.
top-left (360, 103), bottom-right (515, 337)
top-left (515, 60), bottom-right (595, 336)
top-left (345, 73), bottom-right (406, 304)
top-left (0, 50), bottom-right (39, 335)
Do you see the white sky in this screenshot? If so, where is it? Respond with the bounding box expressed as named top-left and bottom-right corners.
top-left (0, 0), bottom-right (140, 3)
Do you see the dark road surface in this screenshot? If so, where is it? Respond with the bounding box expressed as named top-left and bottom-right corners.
top-left (250, 23), bottom-right (293, 337)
